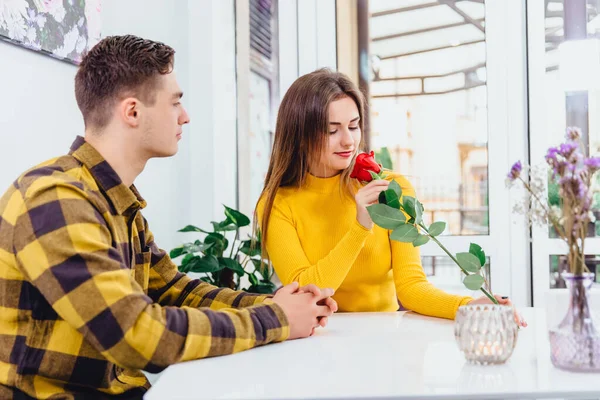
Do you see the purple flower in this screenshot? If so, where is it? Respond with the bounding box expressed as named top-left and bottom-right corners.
top-left (559, 142), bottom-right (578, 158)
top-left (559, 175), bottom-right (588, 200)
top-left (585, 157), bottom-right (600, 172)
top-left (507, 161), bottom-right (522, 181)
top-left (566, 127), bottom-right (582, 141)
top-left (546, 147), bottom-right (559, 165)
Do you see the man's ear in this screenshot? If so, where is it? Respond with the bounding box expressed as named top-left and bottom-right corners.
top-left (120, 97), bottom-right (140, 128)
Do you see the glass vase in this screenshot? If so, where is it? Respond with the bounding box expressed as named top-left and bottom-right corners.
top-left (549, 272), bottom-right (600, 371)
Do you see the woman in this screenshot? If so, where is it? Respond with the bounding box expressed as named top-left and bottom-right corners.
top-left (256, 68), bottom-right (525, 324)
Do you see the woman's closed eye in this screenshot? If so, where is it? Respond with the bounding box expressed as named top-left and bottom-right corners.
top-left (330, 126), bottom-right (359, 134)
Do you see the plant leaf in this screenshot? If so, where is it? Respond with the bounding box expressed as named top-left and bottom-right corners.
top-left (428, 221), bottom-right (446, 237)
top-left (390, 224), bottom-right (419, 242)
top-left (374, 147), bottom-right (393, 169)
top-left (250, 258), bottom-right (270, 280)
top-left (388, 179), bottom-right (402, 198)
top-left (178, 225), bottom-right (210, 233)
top-left (170, 246), bottom-right (185, 259)
top-left (469, 243), bottom-right (486, 267)
top-left (415, 201), bottom-right (424, 224)
top-left (248, 273), bottom-right (259, 286)
top-left (412, 234), bottom-right (430, 247)
top-left (382, 189), bottom-right (400, 209)
top-left (170, 241), bottom-right (214, 259)
top-left (205, 233), bottom-right (229, 255)
top-left (224, 205), bottom-right (251, 227)
top-left (368, 170), bottom-right (380, 181)
top-left (181, 253), bottom-right (195, 266)
top-left (403, 196), bottom-right (416, 219)
top-left (456, 252), bottom-right (482, 273)
top-left (218, 257), bottom-right (246, 276)
top-left (240, 240), bottom-right (261, 257)
top-left (367, 204), bottom-right (407, 230)
top-left (188, 255), bottom-right (222, 273)
top-left (247, 283), bottom-right (276, 294)
top-left (463, 274), bottom-right (485, 290)
top-left (211, 220), bottom-right (238, 232)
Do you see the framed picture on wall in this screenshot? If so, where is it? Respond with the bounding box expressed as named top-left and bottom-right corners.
top-left (0, 0), bottom-right (101, 65)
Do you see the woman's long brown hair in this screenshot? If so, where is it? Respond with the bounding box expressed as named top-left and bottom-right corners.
top-left (255, 68), bottom-right (366, 259)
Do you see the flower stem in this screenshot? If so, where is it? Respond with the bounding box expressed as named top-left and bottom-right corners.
top-left (418, 223), bottom-right (498, 304)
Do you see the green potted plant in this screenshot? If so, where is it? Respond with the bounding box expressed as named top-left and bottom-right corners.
top-left (169, 205), bottom-right (276, 294)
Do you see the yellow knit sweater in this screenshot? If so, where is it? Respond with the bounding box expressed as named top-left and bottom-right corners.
top-left (258, 172), bottom-right (472, 319)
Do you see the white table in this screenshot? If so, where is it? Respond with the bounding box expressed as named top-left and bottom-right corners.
top-left (145, 308), bottom-right (600, 399)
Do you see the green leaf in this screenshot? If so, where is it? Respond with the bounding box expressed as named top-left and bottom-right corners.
top-left (383, 189), bottom-right (400, 209)
top-left (367, 204), bottom-right (407, 230)
top-left (390, 224), bottom-right (419, 242)
top-left (374, 147), bottom-right (394, 169)
top-left (378, 189), bottom-right (400, 209)
top-left (188, 255), bottom-right (222, 273)
top-left (456, 252), bottom-right (482, 273)
top-left (248, 273), bottom-right (259, 286)
top-left (247, 283), bottom-right (276, 294)
top-left (211, 220), bottom-right (237, 232)
top-left (205, 233), bottom-right (229, 255)
top-left (416, 201), bottom-right (424, 224)
top-left (463, 274), bottom-right (485, 290)
top-left (469, 243), bottom-right (486, 267)
top-left (223, 205), bottom-right (251, 228)
top-left (178, 225), bottom-right (210, 233)
top-left (388, 179), bottom-right (402, 198)
top-left (428, 221), bottom-right (446, 237)
top-left (240, 240), bottom-right (261, 257)
top-left (178, 255), bottom-right (197, 273)
top-left (170, 241), bottom-right (214, 259)
top-left (181, 253), bottom-right (195, 266)
top-left (218, 258), bottom-right (246, 276)
top-left (170, 246), bottom-right (185, 259)
top-left (412, 234), bottom-right (430, 247)
top-left (403, 196), bottom-right (416, 219)
top-left (251, 259), bottom-right (271, 280)
top-left (368, 170), bottom-right (381, 181)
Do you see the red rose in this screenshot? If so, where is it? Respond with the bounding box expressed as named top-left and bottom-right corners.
top-left (350, 151), bottom-right (382, 182)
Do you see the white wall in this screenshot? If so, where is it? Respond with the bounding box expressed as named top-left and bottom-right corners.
top-left (0, 0), bottom-right (337, 253)
top-left (0, 0), bottom-right (237, 252)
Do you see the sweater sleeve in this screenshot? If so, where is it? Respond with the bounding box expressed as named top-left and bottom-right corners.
top-left (259, 196), bottom-right (373, 291)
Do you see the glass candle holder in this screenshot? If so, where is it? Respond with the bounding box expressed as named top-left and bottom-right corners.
top-left (454, 304), bottom-right (518, 365)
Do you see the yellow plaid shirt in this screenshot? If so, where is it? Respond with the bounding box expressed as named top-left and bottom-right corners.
top-left (0, 136), bottom-right (289, 399)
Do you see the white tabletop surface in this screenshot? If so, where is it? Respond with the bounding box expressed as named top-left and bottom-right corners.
top-left (145, 308), bottom-right (600, 399)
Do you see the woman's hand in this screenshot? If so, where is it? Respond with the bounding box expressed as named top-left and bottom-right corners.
top-left (355, 180), bottom-right (390, 229)
top-left (468, 294), bottom-right (527, 327)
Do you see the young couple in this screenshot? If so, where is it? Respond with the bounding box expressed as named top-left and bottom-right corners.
top-left (0, 35), bottom-right (524, 399)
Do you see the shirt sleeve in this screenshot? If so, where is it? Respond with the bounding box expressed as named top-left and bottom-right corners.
top-left (144, 218), bottom-right (272, 309)
top-left (12, 183), bottom-right (289, 372)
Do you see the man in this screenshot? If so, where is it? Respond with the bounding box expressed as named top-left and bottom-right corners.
top-left (0, 35), bottom-right (336, 399)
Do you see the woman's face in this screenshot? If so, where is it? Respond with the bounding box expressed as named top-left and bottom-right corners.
top-left (310, 96), bottom-right (361, 178)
